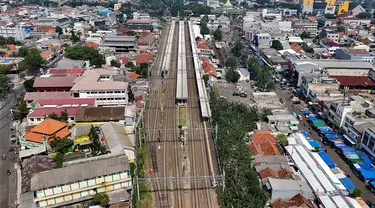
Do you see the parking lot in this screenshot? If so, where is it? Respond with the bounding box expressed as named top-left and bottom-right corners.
top-left (216, 82), bottom-right (253, 105)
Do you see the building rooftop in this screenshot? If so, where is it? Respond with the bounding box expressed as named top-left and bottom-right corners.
top-left (33, 76), bottom-right (76, 88)
top-left (101, 122), bottom-right (134, 155)
top-left (35, 98), bottom-right (95, 106)
top-left (71, 69), bottom-right (128, 91)
top-left (57, 58), bottom-right (86, 69)
top-left (263, 177), bottom-right (313, 197)
top-left (30, 155), bottom-right (129, 191)
top-left (27, 107), bottom-right (78, 118)
top-left (293, 59), bottom-right (374, 71)
top-left (342, 48), bottom-right (369, 56)
top-left (24, 92), bottom-right (72, 101)
top-left (331, 76), bottom-right (375, 87)
top-left (75, 107), bottom-right (125, 122)
top-left (21, 155), bottom-right (54, 193)
top-left (48, 68), bottom-right (85, 75)
top-left (23, 119), bottom-right (70, 143)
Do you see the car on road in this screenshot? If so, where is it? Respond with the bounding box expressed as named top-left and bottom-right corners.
top-left (233, 91), bottom-right (240, 96)
top-left (240, 92), bottom-right (247, 97)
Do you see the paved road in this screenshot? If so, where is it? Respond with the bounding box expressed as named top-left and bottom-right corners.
top-left (274, 86), bottom-right (375, 204)
top-left (0, 84), bottom-right (24, 208)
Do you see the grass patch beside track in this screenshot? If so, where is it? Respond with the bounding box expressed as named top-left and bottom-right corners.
top-left (178, 106), bottom-right (187, 127)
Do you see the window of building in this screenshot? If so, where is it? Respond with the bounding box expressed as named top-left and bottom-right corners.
top-left (369, 140), bottom-right (375, 151)
top-left (363, 132), bottom-right (370, 145)
top-left (87, 92), bottom-right (90, 94)
top-left (30, 118), bottom-right (34, 121)
top-left (37, 118), bottom-right (41, 121)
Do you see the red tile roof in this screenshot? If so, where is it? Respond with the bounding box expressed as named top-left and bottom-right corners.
top-left (84, 41), bottom-right (99, 48)
top-left (117, 56), bottom-right (130, 65)
top-left (202, 62), bottom-right (216, 77)
top-left (40, 50), bottom-right (53, 59)
top-left (128, 72), bottom-right (141, 79)
top-left (258, 167), bottom-right (279, 179)
top-left (33, 76), bottom-right (76, 88)
top-left (197, 43), bottom-right (210, 50)
top-left (24, 119), bottom-right (70, 143)
top-left (8, 44), bottom-right (16, 50)
top-left (48, 68), bottom-right (85, 75)
top-left (135, 52), bottom-right (153, 64)
top-left (251, 132), bottom-right (277, 144)
top-left (272, 194), bottom-right (313, 208)
top-left (331, 76), bottom-right (375, 87)
top-left (35, 98), bottom-right (95, 106)
top-left (24, 92), bottom-right (72, 101)
top-left (249, 141), bottom-right (280, 156)
top-left (200, 56), bottom-right (209, 63)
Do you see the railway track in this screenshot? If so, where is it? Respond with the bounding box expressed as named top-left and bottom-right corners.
top-left (184, 22), bottom-right (218, 208)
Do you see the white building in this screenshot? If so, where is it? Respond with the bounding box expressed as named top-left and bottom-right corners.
top-left (71, 69), bottom-right (128, 107)
top-left (0, 26), bottom-right (26, 41)
top-left (261, 9), bottom-right (282, 20)
top-left (206, 0), bottom-right (220, 8)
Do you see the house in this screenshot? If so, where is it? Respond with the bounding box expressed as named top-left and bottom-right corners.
top-left (84, 41), bottom-right (99, 49)
top-left (27, 155), bottom-right (132, 208)
top-left (75, 107), bottom-right (126, 124)
top-left (257, 167), bottom-right (294, 179)
top-left (137, 32), bottom-right (156, 49)
top-left (70, 69), bottom-right (128, 106)
top-left (127, 72), bottom-right (141, 80)
top-left (40, 50), bottom-right (54, 61)
top-left (24, 92), bottom-right (72, 108)
top-left (202, 62), bottom-right (216, 77)
top-left (266, 115), bottom-right (299, 133)
top-left (23, 119), bottom-right (70, 144)
top-left (249, 140), bottom-right (281, 156)
top-left (262, 178), bottom-right (314, 202)
top-left (101, 122), bottom-right (135, 162)
top-left (33, 76), bottom-right (76, 92)
top-left (135, 52), bottom-right (153, 65)
top-left (27, 108), bottom-right (78, 126)
top-left (271, 193), bottom-right (314, 208)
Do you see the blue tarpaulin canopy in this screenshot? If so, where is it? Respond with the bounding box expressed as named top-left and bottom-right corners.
top-left (318, 152), bottom-right (336, 168)
top-left (359, 169), bottom-right (375, 180)
top-left (304, 109), bottom-right (311, 115)
top-left (357, 151), bottom-right (373, 170)
top-left (320, 128), bottom-right (334, 134)
top-left (309, 140), bottom-right (321, 148)
top-left (339, 177), bottom-right (356, 191)
top-left (370, 181), bottom-right (375, 188)
top-left (301, 131), bottom-right (310, 139)
top-left (325, 134), bottom-right (335, 141)
top-left (334, 143), bottom-right (347, 148)
top-left (309, 115), bottom-right (317, 121)
top-left (341, 146), bottom-right (356, 154)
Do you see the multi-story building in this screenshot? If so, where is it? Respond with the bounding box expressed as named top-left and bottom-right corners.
top-left (300, 76), bottom-right (340, 100)
top-left (300, 0), bottom-right (314, 14)
top-left (27, 155), bottom-right (132, 208)
top-left (360, 127), bottom-right (375, 158)
top-left (0, 26), bottom-right (26, 41)
top-left (206, 0), bottom-right (220, 8)
top-left (100, 36), bottom-right (136, 53)
top-left (335, 48), bottom-right (375, 62)
top-left (337, 1), bottom-right (349, 15)
top-left (70, 69), bottom-right (128, 107)
top-left (292, 20), bottom-right (319, 35)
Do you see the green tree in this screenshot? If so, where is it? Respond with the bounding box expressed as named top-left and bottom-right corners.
top-left (0, 74), bottom-right (12, 98)
top-left (226, 68), bottom-right (240, 83)
top-left (256, 67), bottom-right (275, 91)
top-left (202, 74), bottom-right (209, 86)
top-left (125, 61), bottom-right (135, 69)
top-left (0, 65), bottom-right (11, 74)
top-left (127, 30), bottom-right (136, 36)
top-left (70, 30), bottom-right (80, 42)
top-left (54, 153), bottom-right (64, 168)
top-left (271, 40), bottom-right (283, 50)
top-left (6, 37), bottom-right (16, 45)
top-left (247, 57), bottom-right (261, 79)
top-left (18, 47), bottom-right (29, 57)
top-left (110, 60), bottom-right (121, 68)
top-left (201, 15), bottom-right (209, 25)
top-left (200, 23), bottom-right (210, 35)
top-left (24, 48), bottom-right (45, 73)
top-left (93, 193), bottom-right (109, 207)
top-left (23, 79), bottom-right (36, 92)
top-left (65, 46), bottom-right (105, 67)
top-left (232, 40), bottom-right (244, 57)
top-left (314, 146), bottom-right (321, 152)
top-left (213, 28), bottom-right (222, 41)
top-left (276, 134), bottom-right (287, 146)
top-left (337, 25), bottom-right (346, 32)
top-left (128, 86), bottom-right (135, 103)
top-left (55, 26), bottom-right (63, 35)
top-left (226, 57), bottom-right (237, 69)
top-left (15, 98), bottom-right (28, 121)
top-left (49, 137), bottom-right (73, 154)
top-left (46, 109), bottom-right (69, 123)
top-left (350, 188), bottom-right (362, 198)
top-left (300, 31), bottom-right (311, 39)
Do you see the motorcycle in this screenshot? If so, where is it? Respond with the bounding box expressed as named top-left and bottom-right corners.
top-left (2, 154), bottom-right (5, 160)
top-left (7, 170), bottom-right (10, 176)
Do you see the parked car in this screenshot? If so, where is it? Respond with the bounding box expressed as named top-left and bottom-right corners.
top-left (240, 92), bottom-right (247, 97)
top-left (233, 91), bottom-right (240, 96)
